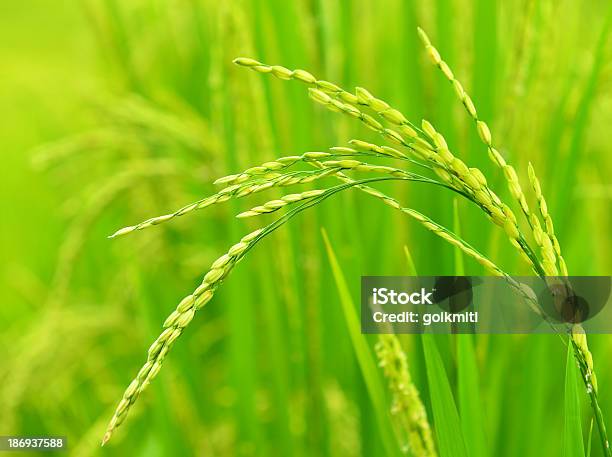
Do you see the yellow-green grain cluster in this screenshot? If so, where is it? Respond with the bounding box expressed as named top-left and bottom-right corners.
top-left (102, 228), bottom-right (263, 445)
top-left (527, 163), bottom-right (568, 276)
top-left (417, 26), bottom-right (606, 451)
top-left (109, 166), bottom-right (340, 238)
top-left (376, 335), bottom-right (436, 457)
top-left (234, 58), bottom-right (416, 150)
top-left (417, 27), bottom-right (531, 217)
top-left (237, 189), bottom-right (326, 218)
top-left (102, 27), bottom-right (607, 451)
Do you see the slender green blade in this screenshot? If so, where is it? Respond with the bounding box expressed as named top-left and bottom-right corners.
top-left (457, 335), bottom-right (487, 457)
top-left (403, 245), bottom-right (417, 276)
top-left (564, 344), bottom-right (585, 457)
top-left (322, 229), bottom-right (399, 457)
top-left (452, 197), bottom-right (487, 456)
top-left (587, 418), bottom-right (594, 457)
top-left (422, 334), bottom-right (468, 457)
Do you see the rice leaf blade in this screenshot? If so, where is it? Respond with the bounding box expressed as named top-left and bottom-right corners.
top-left (403, 245), bottom-right (417, 276)
top-left (564, 344), bottom-right (585, 457)
top-left (587, 419), bottom-right (594, 457)
top-left (422, 334), bottom-right (468, 457)
top-left (322, 229), bottom-right (400, 457)
top-left (457, 335), bottom-right (487, 457)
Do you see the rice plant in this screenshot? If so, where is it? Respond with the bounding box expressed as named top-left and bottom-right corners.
top-left (100, 26), bottom-right (610, 456)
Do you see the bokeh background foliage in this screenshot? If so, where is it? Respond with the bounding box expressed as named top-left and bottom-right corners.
top-left (1, 0), bottom-right (611, 455)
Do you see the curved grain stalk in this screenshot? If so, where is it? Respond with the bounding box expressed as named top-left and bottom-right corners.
top-left (102, 27), bottom-right (609, 456)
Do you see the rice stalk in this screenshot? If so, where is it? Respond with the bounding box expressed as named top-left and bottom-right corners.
top-left (416, 28), bottom-right (536, 231)
top-left (417, 26), bottom-right (608, 454)
top-left (415, 119), bottom-right (542, 275)
top-left (303, 164), bottom-right (549, 322)
top-left (102, 145), bottom-right (549, 449)
top-left (109, 166), bottom-right (341, 238)
top-left (109, 144), bottom-right (418, 238)
top-left (233, 56), bottom-right (544, 276)
top-left (571, 326), bottom-right (610, 455)
top-left (103, 172), bottom-right (505, 445)
top-left (102, 227), bottom-right (264, 445)
top-left (236, 189), bottom-right (327, 218)
top-left (103, 26), bottom-right (609, 454)
top-left (233, 58), bottom-right (421, 144)
top-left (103, 177), bottom-right (404, 443)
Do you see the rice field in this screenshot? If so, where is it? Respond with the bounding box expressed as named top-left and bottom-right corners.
top-left (1, 1), bottom-right (611, 456)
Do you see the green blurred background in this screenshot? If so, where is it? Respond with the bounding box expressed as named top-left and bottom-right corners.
top-left (1, 0), bottom-right (611, 455)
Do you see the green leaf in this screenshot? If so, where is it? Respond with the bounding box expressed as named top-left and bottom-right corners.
top-left (453, 198), bottom-right (486, 455)
top-left (422, 334), bottom-right (468, 457)
top-left (587, 419), bottom-right (594, 457)
top-left (403, 245), bottom-right (418, 276)
top-left (322, 229), bottom-right (399, 457)
top-left (564, 344), bottom-right (585, 457)
top-left (457, 335), bottom-right (487, 457)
